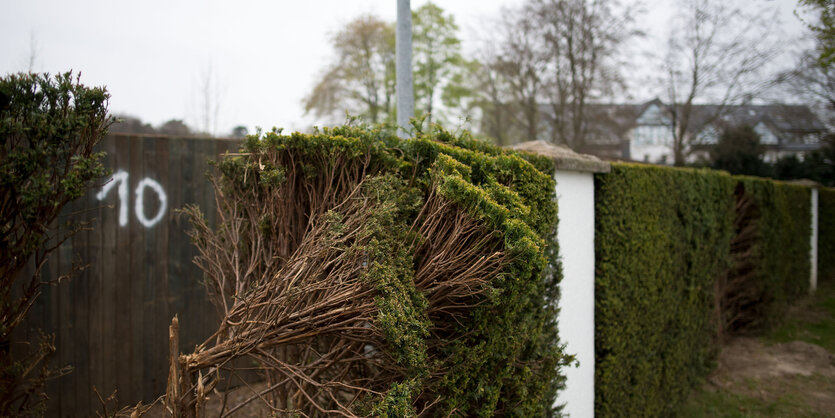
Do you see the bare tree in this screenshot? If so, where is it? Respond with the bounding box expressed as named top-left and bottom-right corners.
top-left (17, 30), bottom-right (40, 73)
top-left (528, 0), bottom-right (638, 150)
top-left (491, 6), bottom-right (548, 143)
top-left (469, 0), bottom-right (637, 146)
top-left (462, 54), bottom-right (514, 145)
top-left (189, 61), bottom-right (223, 136)
top-left (26, 31), bottom-right (38, 73)
top-left (662, 0), bottom-right (780, 165)
top-left (777, 48), bottom-right (835, 126)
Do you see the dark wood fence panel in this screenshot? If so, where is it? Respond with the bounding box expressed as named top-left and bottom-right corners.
top-left (16, 134), bottom-right (241, 417)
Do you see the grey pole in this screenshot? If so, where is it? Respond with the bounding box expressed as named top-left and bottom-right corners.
top-left (396, 0), bottom-right (414, 137)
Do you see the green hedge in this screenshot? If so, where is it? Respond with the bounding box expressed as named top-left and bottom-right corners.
top-left (594, 164), bottom-right (816, 417)
top-left (594, 163), bottom-right (735, 417)
top-left (820, 187), bottom-right (835, 282)
top-left (212, 124), bottom-right (569, 416)
top-left (735, 177), bottom-right (811, 326)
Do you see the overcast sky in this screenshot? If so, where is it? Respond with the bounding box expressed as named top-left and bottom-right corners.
top-left (0, 0), bottom-right (807, 136)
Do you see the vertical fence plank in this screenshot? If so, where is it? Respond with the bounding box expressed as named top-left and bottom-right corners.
top-left (113, 135), bottom-right (133, 405)
top-left (180, 136), bottom-right (200, 350)
top-left (128, 136), bottom-right (145, 405)
top-left (99, 136), bottom-right (119, 408)
top-left (166, 136), bottom-right (188, 353)
top-left (73, 188), bottom-right (92, 415)
top-left (86, 176), bottom-right (103, 416)
top-left (57, 191), bottom-right (78, 415)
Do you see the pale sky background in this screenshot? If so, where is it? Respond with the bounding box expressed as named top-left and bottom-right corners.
top-left (0, 0), bottom-right (809, 136)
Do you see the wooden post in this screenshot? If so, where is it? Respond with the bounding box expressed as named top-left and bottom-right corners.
top-left (194, 371), bottom-right (205, 417)
top-left (166, 315), bottom-right (181, 417)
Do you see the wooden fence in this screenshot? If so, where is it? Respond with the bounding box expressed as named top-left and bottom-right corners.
top-left (16, 134), bottom-right (242, 416)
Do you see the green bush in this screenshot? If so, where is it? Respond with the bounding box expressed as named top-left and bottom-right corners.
top-left (594, 163), bottom-right (735, 417)
top-left (0, 72), bottom-right (111, 416)
top-left (818, 187), bottom-right (835, 282)
top-left (594, 163), bottom-right (817, 417)
top-left (734, 177), bottom-right (811, 326)
top-left (184, 123), bottom-right (570, 416)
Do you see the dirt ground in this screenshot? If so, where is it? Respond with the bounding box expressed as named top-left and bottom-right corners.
top-left (140, 340), bottom-right (835, 417)
top-left (701, 337), bottom-right (835, 416)
top-left (142, 382), bottom-right (272, 417)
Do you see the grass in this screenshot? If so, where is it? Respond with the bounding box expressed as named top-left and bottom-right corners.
top-left (678, 373), bottom-right (832, 418)
top-left (678, 389), bottom-right (816, 418)
top-left (678, 279), bottom-right (835, 418)
top-left (765, 279), bottom-right (835, 352)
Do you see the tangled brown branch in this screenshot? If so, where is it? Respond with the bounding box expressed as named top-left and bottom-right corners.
top-left (168, 140), bottom-right (509, 416)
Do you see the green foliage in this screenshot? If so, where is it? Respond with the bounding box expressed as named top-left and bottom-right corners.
top-left (369, 380), bottom-right (420, 418)
top-left (594, 163), bottom-right (817, 417)
top-left (594, 163), bottom-right (736, 417)
top-left (771, 134), bottom-right (835, 187)
top-left (303, 4), bottom-right (474, 126)
top-left (798, 0), bottom-right (835, 69)
top-left (417, 130), bottom-right (567, 416)
top-left (301, 14), bottom-right (396, 124)
top-left (710, 125), bottom-right (771, 177)
top-left (773, 154), bottom-right (808, 180)
top-left (818, 187), bottom-right (835, 281)
top-left (735, 176), bottom-right (811, 326)
top-left (360, 176), bottom-right (430, 375)
top-left (766, 280), bottom-right (835, 352)
top-left (685, 281), bottom-right (835, 417)
top-left (412, 2), bottom-right (471, 125)
top-left (680, 383), bottom-right (819, 418)
top-left (226, 123), bottom-right (567, 415)
top-left (0, 72), bottom-right (111, 416)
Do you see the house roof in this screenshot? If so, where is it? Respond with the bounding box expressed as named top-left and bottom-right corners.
top-left (567, 100), bottom-right (828, 145)
top-left (686, 104), bottom-right (827, 134)
top-left (538, 102), bottom-right (648, 145)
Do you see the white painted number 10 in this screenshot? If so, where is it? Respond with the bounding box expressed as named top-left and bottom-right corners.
top-left (96, 169), bottom-right (168, 228)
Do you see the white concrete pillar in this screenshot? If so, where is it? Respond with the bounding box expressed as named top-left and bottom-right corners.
top-left (554, 170), bottom-right (596, 418)
top-left (510, 140), bottom-right (610, 418)
top-left (811, 187), bottom-right (819, 293)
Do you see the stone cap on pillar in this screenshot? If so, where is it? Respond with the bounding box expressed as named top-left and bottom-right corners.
top-left (510, 140), bottom-right (611, 173)
top-left (787, 179), bottom-right (822, 188)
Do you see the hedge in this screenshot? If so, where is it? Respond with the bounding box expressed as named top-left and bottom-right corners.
top-left (734, 176), bottom-right (811, 328)
top-left (181, 123), bottom-right (570, 416)
top-left (820, 187), bottom-right (835, 282)
top-left (594, 163), bottom-right (814, 417)
top-left (594, 163), bottom-right (735, 417)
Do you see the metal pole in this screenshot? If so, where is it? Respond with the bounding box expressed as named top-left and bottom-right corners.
top-left (396, 0), bottom-right (414, 137)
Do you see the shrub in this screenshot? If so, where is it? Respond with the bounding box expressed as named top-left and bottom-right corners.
top-left (594, 163), bottom-right (735, 417)
top-left (732, 177), bottom-right (811, 327)
top-left (818, 187), bottom-right (835, 282)
top-left (594, 163), bottom-right (816, 417)
top-left (172, 124), bottom-right (570, 416)
top-left (0, 72), bottom-right (112, 416)
top-left (710, 125), bottom-right (771, 177)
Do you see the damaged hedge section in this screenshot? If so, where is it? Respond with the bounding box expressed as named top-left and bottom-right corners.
top-left (167, 124), bottom-right (571, 417)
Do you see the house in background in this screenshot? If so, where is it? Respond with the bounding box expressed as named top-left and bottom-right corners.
top-left (576, 99), bottom-right (828, 164)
